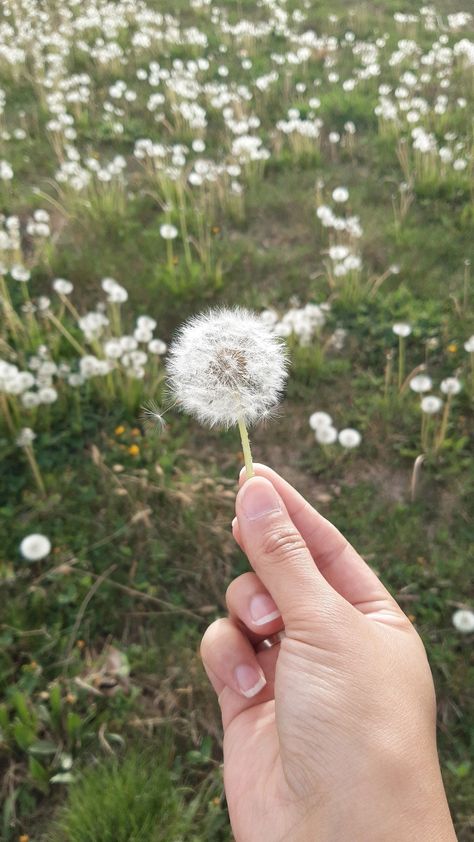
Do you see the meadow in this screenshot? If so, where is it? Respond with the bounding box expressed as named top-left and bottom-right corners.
top-left (0, 0), bottom-right (473, 839)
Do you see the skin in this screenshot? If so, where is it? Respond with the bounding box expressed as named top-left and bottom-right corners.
top-left (200, 464), bottom-right (457, 842)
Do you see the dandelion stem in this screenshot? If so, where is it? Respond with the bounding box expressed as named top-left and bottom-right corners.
top-left (0, 394), bottom-right (16, 435)
top-left (24, 445), bottom-right (46, 497)
top-left (435, 393), bottom-right (452, 453)
top-left (237, 416), bottom-right (254, 479)
top-left (398, 335), bottom-right (405, 390)
top-left (47, 311), bottom-right (87, 356)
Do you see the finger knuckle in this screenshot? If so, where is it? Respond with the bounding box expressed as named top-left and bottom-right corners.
top-left (261, 524), bottom-right (307, 563)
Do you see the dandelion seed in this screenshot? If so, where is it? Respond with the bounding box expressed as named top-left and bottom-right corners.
top-left (452, 609), bottom-right (474, 634)
top-left (140, 399), bottom-right (167, 432)
top-left (20, 533), bottom-right (51, 561)
top-left (166, 307), bottom-right (288, 476)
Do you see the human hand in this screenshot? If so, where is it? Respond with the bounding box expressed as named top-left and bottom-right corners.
top-left (200, 464), bottom-right (456, 842)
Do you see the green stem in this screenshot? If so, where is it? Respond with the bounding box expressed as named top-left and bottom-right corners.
top-left (48, 311), bottom-right (87, 356)
top-left (237, 416), bottom-right (254, 479)
top-left (398, 336), bottom-right (405, 391)
top-left (25, 446), bottom-right (46, 497)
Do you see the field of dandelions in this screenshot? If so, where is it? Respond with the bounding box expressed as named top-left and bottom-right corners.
top-left (0, 0), bottom-right (473, 838)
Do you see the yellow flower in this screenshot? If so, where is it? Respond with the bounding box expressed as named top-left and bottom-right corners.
top-left (212, 226), bottom-right (220, 234)
top-left (115, 425), bottom-right (125, 436)
top-left (19, 835), bottom-right (29, 842)
top-left (128, 444), bottom-right (140, 456)
top-left (447, 343), bottom-right (457, 353)
top-left (130, 427), bottom-right (141, 437)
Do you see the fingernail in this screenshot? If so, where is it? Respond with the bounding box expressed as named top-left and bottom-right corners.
top-left (231, 516), bottom-right (237, 529)
top-left (249, 593), bottom-right (281, 626)
top-left (234, 664), bottom-right (267, 698)
top-left (240, 478), bottom-right (281, 520)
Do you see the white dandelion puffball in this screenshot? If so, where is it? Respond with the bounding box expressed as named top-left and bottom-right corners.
top-left (332, 186), bottom-right (349, 203)
top-left (392, 322), bottom-right (412, 337)
top-left (166, 307), bottom-right (288, 429)
top-left (409, 374), bottom-right (432, 393)
top-left (440, 377), bottom-right (462, 395)
top-left (464, 336), bottom-right (474, 353)
top-left (53, 278), bottom-right (73, 295)
top-left (452, 609), bottom-right (474, 634)
top-left (160, 223), bottom-right (178, 240)
top-left (421, 395), bottom-right (443, 414)
top-left (315, 425), bottom-right (338, 445)
top-left (338, 428), bottom-right (362, 448)
top-left (20, 533), bottom-right (51, 561)
top-left (309, 411), bottom-right (333, 430)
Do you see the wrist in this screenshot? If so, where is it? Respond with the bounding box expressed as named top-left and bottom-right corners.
top-left (297, 752), bottom-right (456, 842)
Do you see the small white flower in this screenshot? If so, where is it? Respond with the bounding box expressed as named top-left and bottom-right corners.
top-left (10, 264), bottom-right (31, 283)
top-left (137, 315), bottom-right (157, 332)
top-left (315, 425), bottom-right (338, 444)
top-left (54, 278), bottom-right (74, 295)
top-left (16, 427), bottom-right (36, 447)
top-left (309, 411), bottom-right (333, 430)
top-left (409, 374), bottom-right (432, 393)
top-left (338, 428), bottom-right (362, 448)
top-left (38, 387), bottom-right (58, 404)
top-left (20, 533), bottom-right (51, 561)
top-left (440, 377), bottom-right (462, 395)
top-left (421, 395), bottom-right (443, 414)
top-left (332, 187), bottom-right (349, 203)
top-left (392, 322), bottom-right (412, 338)
top-left (160, 223), bottom-right (178, 240)
top-left (452, 609), bottom-right (474, 634)
top-left (148, 339), bottom-right (167, 355)
top-left (463, 336), bottom-right (474, 353)
top-left (166, 307), bottom-right (288, 429)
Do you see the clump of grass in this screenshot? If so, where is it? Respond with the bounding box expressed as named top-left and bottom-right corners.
top-left (48, 747), bottom-right (198, 842)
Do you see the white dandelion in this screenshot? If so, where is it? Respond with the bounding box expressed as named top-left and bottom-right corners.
top-left (338, 428), bottom-right (362, 448)
top-left (421, 395), bottom-right (443, 414)
top-left (452, 609), bottom-right (474, 634)
top-left (392, 322), bottom-right (412, 337)
top-left (315, 425), bottom-right (338, 445)
top-left (166, 307), bottom-right (289, 477)
top-left (309, 411), bottom-right (333, 430)
top-left (409, 374), bottom-right (433, 393)
top-left (440, 377), bottom-right (462, 395)
top-left (20, 533), bottom-right (51, 561)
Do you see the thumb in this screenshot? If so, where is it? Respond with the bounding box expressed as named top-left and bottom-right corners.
top-left (235, 476), bottom-right (348, 638)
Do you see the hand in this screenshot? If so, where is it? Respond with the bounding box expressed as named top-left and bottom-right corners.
top-left (200, 464), bottom-right (456, 842)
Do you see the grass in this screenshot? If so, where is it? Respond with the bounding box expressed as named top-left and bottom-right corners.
top-left (0, 0), bottom-right (473, 839)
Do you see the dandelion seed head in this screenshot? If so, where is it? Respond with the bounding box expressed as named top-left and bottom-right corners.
top-left (166, 307), bottom-right (289, 429)
top-left (20, 533), bottom-right (51, 561)
top-left (452, 609), bottom-right (474, 634)
top-left (392, 322), bottom-right (412, 337)
top-left (338, 428), bottom-right (362, 448)
top-left (409, 374), bottom-right (432, 393)
top-left (309, 411), bottom-right (333, 431)
top-left (421, 395), bottom-right (443, 414)
top-left (440, 376), bottom-right (462, 395)
top-left (315, 425), bottom-right (338, 445)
